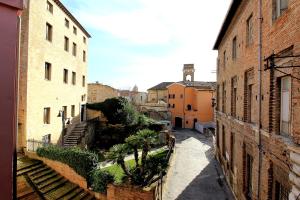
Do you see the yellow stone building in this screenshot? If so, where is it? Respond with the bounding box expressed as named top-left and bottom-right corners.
top-left (87, 82), bottom-right (119, 103)
top-left (18, 0), bottom-right (90, 150)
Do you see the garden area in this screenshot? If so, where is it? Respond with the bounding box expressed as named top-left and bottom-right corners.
top-left (35, 97), bottom-right (175, 197)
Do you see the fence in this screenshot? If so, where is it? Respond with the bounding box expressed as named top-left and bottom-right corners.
top-left (154, 133), bottom-right (176, 200)
top-left (26, 139), bottom-right (53, 152)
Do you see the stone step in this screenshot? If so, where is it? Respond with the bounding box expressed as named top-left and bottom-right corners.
top-left (28, 166), bottom-right (50, 177)
top-left (44, 182), bottom-right (78, 200)
top-left (30, 169), bottom-right (54, 181)
top-left (17, 163), bottom-right (44, 176)
top-left (33, 172), bottom-right (58, 185)
top-left (71, 191), bottom-right (90, 200)
top-left (40, 179), bottom-right (68, 194)
top-left (60, 187), bottom-right (84, 200)
top-left (37, 176), bottom-right (64, 190)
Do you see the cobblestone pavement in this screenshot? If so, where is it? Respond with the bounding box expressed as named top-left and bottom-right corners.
top-left (162, 129), bottom-right (235, 200)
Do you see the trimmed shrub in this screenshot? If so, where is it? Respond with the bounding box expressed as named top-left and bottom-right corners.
top-left (36, 146), bottom-right (98, 180)
top-left (91, 170), bottom-right (114, 193)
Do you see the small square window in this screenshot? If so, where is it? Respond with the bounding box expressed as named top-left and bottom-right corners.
top-left (72, 72), bottom-right (76, 85)
top-left (71, 105), bottom-right (75, 117)
top-left (83, 50), bottom-right (86, 62)
top-left (47, 1), bottom-right (53, 14)
top-left (63, 69), bottom-right (68, 83)
top-left (64, 36), bottom-right (69, 51)
top-left (46, 23), bottom-right (52, 42)
top-left (63, 106), bottom-right (67, 118)
top-left (82, 75), bottom-right (86, 87)
top-left (45, 62), bottom-right (51, 80)
top-left (43, 107), bottom-right (50, 124)
top-left (72, 43), bottom-right (77, 56)
top-left (73, 26), bottom-right (77, 35)
top-left (65, 18), bottom-right (69, 28)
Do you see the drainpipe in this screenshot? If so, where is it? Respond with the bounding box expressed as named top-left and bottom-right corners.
top-left (257, 0), bottom-right (263, 199)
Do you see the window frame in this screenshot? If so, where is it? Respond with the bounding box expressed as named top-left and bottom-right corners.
top-left (63, 69), bottom-right (68, 84)
top-left (72, 42), bottom-right (77, 56)
top-left (232, 36), bottom-right (237, 60)
top-left (65, 18), bottom-right (69, 28)
top-left (72, 71), bottom-right (76, 85)
top-left (64, 36), bottom-right (69, 52)
top-left (71, 105), bottom-right (75, 117)
top-left (280, 76), bottom-right (291, 136)
top-left (46, 23), bottom-right (53, 42)
top-left (43, 107), bottom-right (51, 124)
top-left (246, 14), bottom-right (253, 46)
top-left (45, 62), bottom-right (51, 81)
top-left (46, 1), bottom-right (53, 14)
top-left (73, 26), bottom-right (77, 35)
top-left (82, 75), bottom-right (86, 87)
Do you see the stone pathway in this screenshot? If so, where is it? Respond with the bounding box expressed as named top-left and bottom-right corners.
top-left (162, 129), bottom-right (235, 200)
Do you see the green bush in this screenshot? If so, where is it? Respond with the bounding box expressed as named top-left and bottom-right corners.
top-left (91, 170), bottom-right (114, 193)
top-left (36, 146), bottom-right (98, 180)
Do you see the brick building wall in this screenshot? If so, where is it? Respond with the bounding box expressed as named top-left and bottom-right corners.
top-left (87, 83), bottom-right (118, 103)
top-left (18, 0), bottom-right (90, 148)
top-left (214, 0), bottom-right (300, 199)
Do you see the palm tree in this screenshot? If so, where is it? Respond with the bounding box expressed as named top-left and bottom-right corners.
top-left (125, 134), bottom-right (142, 167)
top-left (107, 144), bottom-right (131, 176)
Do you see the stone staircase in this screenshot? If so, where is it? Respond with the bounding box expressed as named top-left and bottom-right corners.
top-left (17, 157), bottom-right (95, 200)
top-left (64, 122), bottom-right (87, 147)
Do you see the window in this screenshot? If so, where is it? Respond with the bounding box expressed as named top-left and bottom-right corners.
top-left (65, 18), bottom-right (69, 28)
top-left (168, 104), bottom-right (171, 108)
top-left (63, 106), bottom-right (67, 118)
top-left (43, 107), bottom-right (50, 124)
top-left (180, 94), bottom-right (183, 98)
top-left (46, 1), bottom-right (53, 13)
top-left (231, 76), bottom-right (237, 117)
top-left (246, 15), bottom-right (253, 45)
top-left (245, 154), bottom-right (253, 199)
top-left (42, 134), bottom-right (51, 144)
top-left (222, 125), bottom-right (226, 159)
top-left (83, 50), bottom-right (86, 62)
top-left (83, 36), bottom-right (86, 44)
top-left (232, 37), bottom-right (237, 60)
top-left (187, 104), bottom-right (192, 111)
top-left (72, 72), bottom-right (76, 85)
top-left (216, 121), bottom-right (220, 149)
top-left (280, 76), bottom-right (291, 135)
top-left (82, 75), bottom-right (86, 87)
top-left (223, 51), bottom-right (226, 68)
top-left (222, 82), bottom-right (226, 113)
top-left (274, 181), bottom-right (289, 200)
top-left (73, 26), bottom-right (77, 35)
top-left (72, 43), bottom-right (77, 56)
top-left (64, 36), bottom-right (69, 51)
top-left (71, 105), bottom-right (75, 117)
top-left (173, 94), bottom-right (175, 99)
top-left (46, 23), bottom-right (52, 41)
top-left (44, 62), bottom-right (51, 80)
top-left (274, 0), bottom-right (289, 19)
top-left (173, 104), bottom-right (175, 108)
top-left (244, 69), bottom-right (254, 123)
top-left (269, 164), bottom-right (290, 200)
top-left (230, 132), bottom-right (235, 172)
top-left (63, 69), bottom-right (68, 83)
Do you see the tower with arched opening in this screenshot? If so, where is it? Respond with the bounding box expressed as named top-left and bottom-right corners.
top-left (183, 64), bottom-right (195, 82)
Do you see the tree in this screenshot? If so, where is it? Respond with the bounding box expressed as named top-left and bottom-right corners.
top-left (107, 129), bottom-right (162, 186)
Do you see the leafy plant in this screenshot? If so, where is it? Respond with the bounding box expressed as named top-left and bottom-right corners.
top-left (91, 170), bottom-right (114, 193)
top-left (36, 146), bottom-right (98, 180)
top-left (107, 129), bottom-right (165, 186)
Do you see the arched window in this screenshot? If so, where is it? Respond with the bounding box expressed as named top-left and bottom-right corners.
top-left (187, 104), bottom-right (192, 110)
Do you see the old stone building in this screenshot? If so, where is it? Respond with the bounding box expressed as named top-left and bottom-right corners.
top-left (214, 0), bottom-right (300, 199)
top-left (168, 64), bottom-right (215, 129)
top-left (147, 82), bottom-right (174, 103)
top-left (18, 0), bottom-right (90, 150)
top-left (87, 82), bottom-right (118, 103)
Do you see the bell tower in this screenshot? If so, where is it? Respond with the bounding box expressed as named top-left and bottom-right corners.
top-left (183, 64), bottom-right (195, 82)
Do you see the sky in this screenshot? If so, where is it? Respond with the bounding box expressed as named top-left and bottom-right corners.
top-left (61, 0), bottom-right (232, 92)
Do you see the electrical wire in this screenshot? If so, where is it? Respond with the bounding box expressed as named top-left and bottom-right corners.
top-left (273, 65), bottom-right (300, 81)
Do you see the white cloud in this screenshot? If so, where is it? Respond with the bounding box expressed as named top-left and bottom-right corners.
top-left (68, 0), bottom-right (232, 91)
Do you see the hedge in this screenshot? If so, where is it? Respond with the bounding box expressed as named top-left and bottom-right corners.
top-left (36, 146), bottom-right (98, 180)
top-left (90, 170), bottom-right (114, 193)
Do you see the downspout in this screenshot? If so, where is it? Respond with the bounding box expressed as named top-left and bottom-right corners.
top-left (257, 0), bottom-right (263, 199)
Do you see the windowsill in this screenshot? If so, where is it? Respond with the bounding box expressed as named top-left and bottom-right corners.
top-left (44, 79), bottom-right (51, 81)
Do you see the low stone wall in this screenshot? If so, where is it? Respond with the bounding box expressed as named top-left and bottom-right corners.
top-left (107, 184), bottom-right (155, 200)
top-left (25, 151), bottom-right (88, 189)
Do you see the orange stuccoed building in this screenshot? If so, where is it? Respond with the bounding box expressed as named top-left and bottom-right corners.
top-left (167, 64), bottom-right (215, 129)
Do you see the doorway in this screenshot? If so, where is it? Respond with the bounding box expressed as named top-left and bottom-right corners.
top-left (175, 117), bottom-right (182, 128)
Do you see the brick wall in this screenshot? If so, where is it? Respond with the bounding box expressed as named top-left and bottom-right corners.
top-left (215, 0), bottom-right (300, 199)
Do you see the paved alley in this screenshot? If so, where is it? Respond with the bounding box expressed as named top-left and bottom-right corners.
top-left (163, 129), bottom-right (234, 200)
